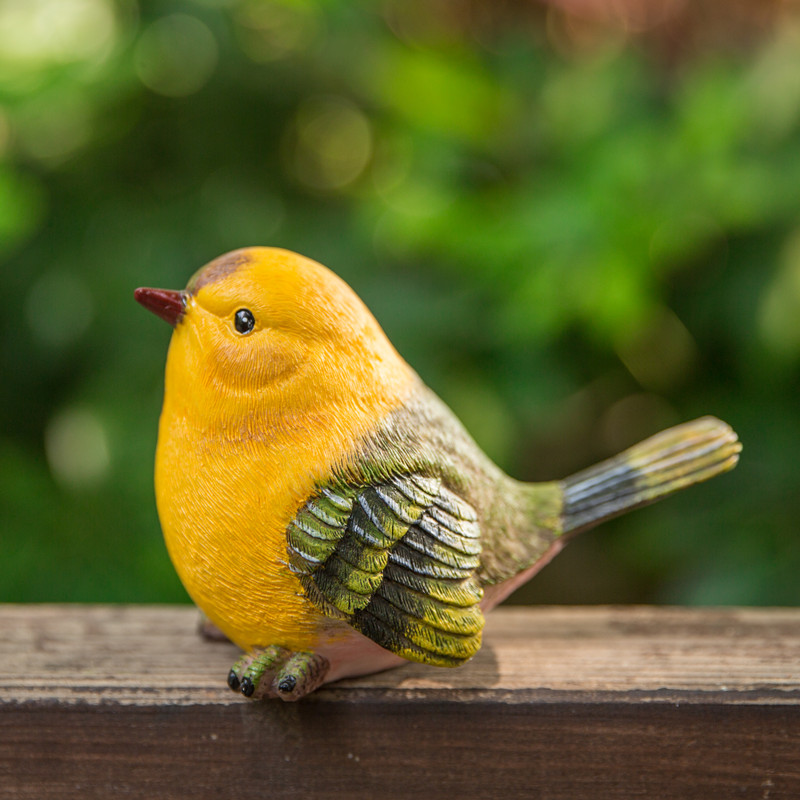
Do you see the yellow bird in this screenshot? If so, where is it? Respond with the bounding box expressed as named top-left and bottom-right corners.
top-left (135, 247), bottom-right (741, 701)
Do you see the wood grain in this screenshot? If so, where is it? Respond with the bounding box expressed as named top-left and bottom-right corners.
top-left (1, 605), bottom-right (798, 798)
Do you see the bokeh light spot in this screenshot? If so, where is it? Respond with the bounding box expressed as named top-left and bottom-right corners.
top-left (545, 7), bottom-right (625, 60)
top-left (287, 96), bottom-right (373, 191)
top-left (758, 229), bottom-right (800, 359)
top-left (135, 14), bottom-right (218, 98)
top-left (234, 0), bottom-right (319, 62)
top-left (616, 307), bottom-right (698, 391)
top-left (45, 408), bottom-right (110, 489)
top-left (746, 23), bottom-right (800, 142)
top-left (0, 0), bottom-right (116, 66)
top-left (609, 0), bottom-right (686, 34)
top-left (14, 94), bottom-right (92, 162)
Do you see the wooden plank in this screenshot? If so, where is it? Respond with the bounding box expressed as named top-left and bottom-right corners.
top-left (0, 605), bottom-right (798, 799)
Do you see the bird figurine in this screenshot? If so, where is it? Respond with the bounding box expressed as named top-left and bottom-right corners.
top-left (135, 247), bottom-right (741, 701)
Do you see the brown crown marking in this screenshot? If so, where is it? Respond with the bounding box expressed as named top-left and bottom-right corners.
top-left (187, 250), bottom-right (253, 294)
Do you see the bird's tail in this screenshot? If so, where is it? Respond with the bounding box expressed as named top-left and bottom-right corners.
top-left (561, 416), bottom-right (741, 535)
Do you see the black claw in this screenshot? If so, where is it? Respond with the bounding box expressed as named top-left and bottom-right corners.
top-left (240, 676), bottom-right (255, 697)
top-left (278, 675), bottom-right (297, 694)
top-left (227, 670), bottom-right (240, 692)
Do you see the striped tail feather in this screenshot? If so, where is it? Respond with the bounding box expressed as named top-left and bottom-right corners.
top-left (562, 416), bottom-right (741, 535)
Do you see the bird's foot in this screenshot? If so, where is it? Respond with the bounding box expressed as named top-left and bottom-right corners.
top-left (227, 646), bottom-right (330, 702)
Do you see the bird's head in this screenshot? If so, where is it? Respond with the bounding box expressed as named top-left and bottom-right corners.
top-left (135, 247), bottom-right (416, 430)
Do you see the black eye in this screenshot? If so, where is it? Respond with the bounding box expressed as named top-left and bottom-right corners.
top-left (234, 308), bottom-right (255, 334)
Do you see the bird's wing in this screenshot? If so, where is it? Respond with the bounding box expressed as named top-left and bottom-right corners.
top-left (285, 473), bottom-right (484, 667)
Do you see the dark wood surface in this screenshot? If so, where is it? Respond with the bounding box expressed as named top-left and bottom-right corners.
top-left (1, 604), bottom-right (798, 798)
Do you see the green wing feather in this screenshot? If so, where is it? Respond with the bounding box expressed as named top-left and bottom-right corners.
top-left (286, 473), bottom-right (484, 667)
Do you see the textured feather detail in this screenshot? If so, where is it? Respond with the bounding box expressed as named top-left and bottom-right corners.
top-left (374, 484), bottom-right (425, 524)
top-left (388, 541), bottom-right (476, 580)
top-left (417, 511), bottom-right (482, 554)
top-left (351, 606), bottom-right (464, 667)
top-left (382, 562), bottom-right (483, 608)
top-left (360, 594), bottom-right (480, 661)
top-left (286, 472), bottom-right (485, 666)
top-left (377, 577), bottom-right (484, 635)
top-left (293, 512), bottom-right (334, 539)
top-left (433, 486), bottom-right (478, 522)
top-left (324, 554), bottom-right (383, 597)
top-left (335, 537), bottom-right (388, 574)
top-left (312, 570), bottom-right (370, 615)
top-left (562, 416), bottom-right (741, 534)
top-left (320, 487), bottom-right (352, 511)
top-left (389, 474), bottom-right (440, 506)
top-left (401, 526), bottom-right (480, 569)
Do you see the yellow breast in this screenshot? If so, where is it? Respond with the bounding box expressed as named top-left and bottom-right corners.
top-left (153, 252), bottom-right (417, 652)
top-left (156, 406), bottom-right (331, 652)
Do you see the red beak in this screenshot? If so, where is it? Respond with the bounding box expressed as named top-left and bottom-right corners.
top-left (134, 287), bottom-right (186, 327)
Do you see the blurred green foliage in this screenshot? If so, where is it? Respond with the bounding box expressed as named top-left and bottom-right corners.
top-left (1, 0), bottom-right (798, 607)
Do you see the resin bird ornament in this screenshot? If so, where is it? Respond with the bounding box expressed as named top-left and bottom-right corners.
top-left (135, 248), bottom-right (741, 701)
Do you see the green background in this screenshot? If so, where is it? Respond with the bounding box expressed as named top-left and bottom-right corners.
top-left (1, 0), bottom-right (798, 607)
